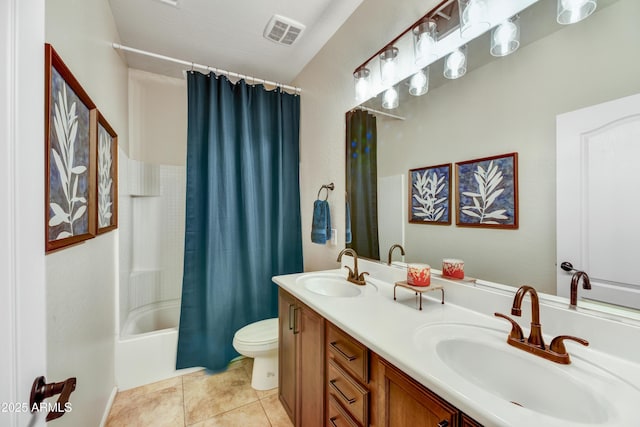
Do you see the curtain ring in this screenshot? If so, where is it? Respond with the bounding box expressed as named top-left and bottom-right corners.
top-left (190, 62), bottom-right (194, 73)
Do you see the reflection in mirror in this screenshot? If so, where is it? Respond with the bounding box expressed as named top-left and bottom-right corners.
top-left (345, 110), bottom-right (379, 260)
top-left (345, 0), bottom-right (640, 315)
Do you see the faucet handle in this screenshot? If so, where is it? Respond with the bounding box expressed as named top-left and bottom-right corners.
top-left (343, 265), bottom-right (355, 279)
top-left (550, 335), bottom-right (589, 355)
top-left (494, 313), bottom-right (524, 341)
top-left (357, 271), bottom-right (369, 282)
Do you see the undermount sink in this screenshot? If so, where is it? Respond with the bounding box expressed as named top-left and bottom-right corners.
top-left (297, 272), bottom-right (373, 297)
top-left (413, 323), bottom-right (639, 425)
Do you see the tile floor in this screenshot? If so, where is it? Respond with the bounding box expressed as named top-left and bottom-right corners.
top-left (106, 358), bottom-right (293, 426)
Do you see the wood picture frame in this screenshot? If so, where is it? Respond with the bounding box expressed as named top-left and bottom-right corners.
top-left (409, 163), bottom-right (452, 225)
top-left (45, 44), bottom-right (97, 252)
top-left (455, 152), bottom-right (518, 229)
top-left (95, 110), bottom-right (118, 234)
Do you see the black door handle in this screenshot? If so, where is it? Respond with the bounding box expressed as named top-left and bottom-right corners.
top-left (30, 376), bottom-right (76, 421)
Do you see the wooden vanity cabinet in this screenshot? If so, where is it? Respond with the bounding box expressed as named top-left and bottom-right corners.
top-left (279, 288), bottom-right (482, 427)
top-left (278, 288), bottom-right (325, 427)
top-left (377, 358), bottom-right (458, 427)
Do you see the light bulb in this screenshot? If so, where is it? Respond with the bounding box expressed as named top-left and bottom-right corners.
top-left (382, 87), bottom-right (399, 109)
top-left (493, 22), bottom-right (516, 46)
top-left (416, 33), bottom-right (435, 60)
top-left (490, 17), bottom-right (520, 57)
top-left (355, 78), bottom-right (368, 102)
top-left (409, 69), bottom-right (429, 96)
top-left (444, 47), bottom-right (467, 79)
top-left (381, 60), bottom-right (396, 85)
top-left (460, 0), bottom-right (490, 37)
top-left (353, 67), bottom-right (370, 102)
top-left (557, 0), bottom-right (597, 24)
top-left (447, 50), bottom-right (465, 70)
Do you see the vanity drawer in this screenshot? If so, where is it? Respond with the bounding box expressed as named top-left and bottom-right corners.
top-left (327, 324), bottom-right (369, 383)
top-left (327, 395), bottom-right (359, 427)
top-left (328, 359), bottom-right (368, 426)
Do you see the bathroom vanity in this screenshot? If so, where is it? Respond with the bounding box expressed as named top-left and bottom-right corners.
top-left (273, 258), bottom-right (640, 427)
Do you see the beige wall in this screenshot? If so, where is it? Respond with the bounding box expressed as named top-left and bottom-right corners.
top-left (129, 69), bottom-right (187, 165)
top-left (294, 0), bottom-right (640, 292)
top-left (294, 0), bottom-right (441, 271)
top-left (45, 0), bottom-right (128, 424)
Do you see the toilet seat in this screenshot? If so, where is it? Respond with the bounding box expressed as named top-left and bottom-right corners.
top-left (233, 318), bottom-right (278, 349)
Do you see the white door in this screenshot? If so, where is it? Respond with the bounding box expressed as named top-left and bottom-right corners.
top-left (557, 93), bottom-right (640, 309)
top-left (0, 0), bottom-right (47, 426)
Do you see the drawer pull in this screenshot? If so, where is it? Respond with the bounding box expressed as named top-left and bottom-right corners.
top-left (330, 341), bottom-right (357, 361)
top-left (329, 416), bottom-right (339, 427)
top-left (329, 379), bottom-right (356, 404)
top-left (288, 304), bottom-right (294, 330)
top-left (293, 307), bottom-right (300, 335)
top-left (437, 420), bottom-right (449, 427)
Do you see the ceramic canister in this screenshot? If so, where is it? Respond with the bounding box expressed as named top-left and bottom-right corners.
top-left (407, 263), bottom-right (431, 287)
top-left (442, 258), bottom-right (464, 279)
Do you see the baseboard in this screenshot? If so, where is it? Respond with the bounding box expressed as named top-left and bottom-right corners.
top-left (99, 386), bottom-right (118, 427)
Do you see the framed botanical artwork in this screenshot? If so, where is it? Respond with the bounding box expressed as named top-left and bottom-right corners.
top-left (95, 111), bottom-right (118, 234)
top-left (456, 152), bottom-right (518, 229)
top-left (45, 44), bottom-right (97, 252)
top-left (409, 163), bottom-right (452, 225)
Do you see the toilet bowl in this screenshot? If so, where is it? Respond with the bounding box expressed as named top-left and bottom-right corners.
top-left (232, 318), bottom-right (279, 390)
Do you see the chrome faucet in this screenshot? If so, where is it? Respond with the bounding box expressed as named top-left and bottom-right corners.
top-left (337, 248), bottom-right (369, 286)
top-left (495, 285), bottom-right (589, 364)
top-left (560, 261), bottom-right (592, 309)
top-left (387, 244), bottom-right (405, 265)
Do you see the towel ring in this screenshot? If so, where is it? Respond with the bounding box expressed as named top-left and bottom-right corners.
top-left (317, 183), bottom-right (335, 201)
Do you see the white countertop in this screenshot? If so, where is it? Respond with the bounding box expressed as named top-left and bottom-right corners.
top-left (272, 260), bottom-right (640, 427)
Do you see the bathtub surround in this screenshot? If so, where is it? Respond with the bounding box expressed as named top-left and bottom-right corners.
top-left (116, 149), bottom-right (189, 389)
top-left (177, 72), bottom-right (303, 373)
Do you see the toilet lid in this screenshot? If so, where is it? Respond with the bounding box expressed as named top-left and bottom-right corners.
top-left (234, 318), bottom-right (278, 345)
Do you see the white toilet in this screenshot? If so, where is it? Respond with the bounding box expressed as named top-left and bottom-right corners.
top-left (232, 317), bottom-right (279, 390)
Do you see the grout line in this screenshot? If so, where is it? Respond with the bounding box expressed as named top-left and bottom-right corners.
top-left (181, 375), bottom-right (188, 426)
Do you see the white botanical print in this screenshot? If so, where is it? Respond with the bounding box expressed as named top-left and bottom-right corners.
top-left (461, 160), bottom-right (508, 224)
top-left (412, 170), bottom-right (447, 222)
top-left (49, 84), bottom-right (88, 239)
top-left (98, 125), bottom-right (113, 228)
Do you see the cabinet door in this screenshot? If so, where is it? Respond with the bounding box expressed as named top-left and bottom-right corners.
top-left (378, 359), bottom-right (458, 427)
top-left (278, 289), bottom-right (297, 423)
top-left (297, 302), bottom-right (325, 427)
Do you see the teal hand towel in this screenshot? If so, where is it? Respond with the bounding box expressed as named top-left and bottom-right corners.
top-left (345, 200), bottom-right (352, 244)
top-left (311, 200), bottom-right (331, 244)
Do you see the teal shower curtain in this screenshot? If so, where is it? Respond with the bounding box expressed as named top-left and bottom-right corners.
top-left (346, 110), bottom-right (379, 260)
top-left (176, 72), bottom-right (303, 372)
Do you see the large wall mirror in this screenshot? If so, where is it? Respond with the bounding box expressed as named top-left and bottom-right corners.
top-left (346, 0), bottom-right (640, 314)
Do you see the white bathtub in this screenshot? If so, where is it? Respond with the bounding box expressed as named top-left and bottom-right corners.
top-left (115, 300), bottom-right (199, 390)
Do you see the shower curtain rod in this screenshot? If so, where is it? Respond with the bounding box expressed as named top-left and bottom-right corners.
top-left (112, 43), bottom-right (302, 94)
top-left (357, 105), bottom-right (406, 120)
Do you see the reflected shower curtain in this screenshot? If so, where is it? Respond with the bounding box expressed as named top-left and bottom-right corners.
top-left (346, 110), bottom-right (379, 260)
top-left (177, 72), bottom-right (303, 372)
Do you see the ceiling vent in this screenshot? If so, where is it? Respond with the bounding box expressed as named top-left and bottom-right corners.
top-left (263, 14), bottom-right (306, 46)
